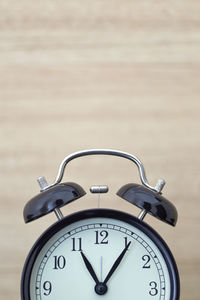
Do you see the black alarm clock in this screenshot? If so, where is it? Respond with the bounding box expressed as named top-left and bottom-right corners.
top-left (21, 149), bottom-right (180, 300)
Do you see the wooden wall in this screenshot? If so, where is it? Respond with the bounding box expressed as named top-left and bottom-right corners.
top-left (0, 1), bottom-right (200, 299)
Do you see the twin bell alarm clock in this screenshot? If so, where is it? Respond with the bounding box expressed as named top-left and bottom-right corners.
top-left (21, 149), bottom-right (180, 300)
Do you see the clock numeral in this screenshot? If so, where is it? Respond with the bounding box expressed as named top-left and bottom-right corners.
top-left (149, 281), bottom-right (158, 296)
top-left (95, 230), bottom-right (109, 244)
top-left (53, 255), bottom-right (66, 269)
top-left (72, 237), bottom-right (82, 251)
top-left (43, 281), bottom-right (52, 296)
top-left (142, 255), bottom-right (151, 268)
top-left (124, 237), bottom-right (131, 248)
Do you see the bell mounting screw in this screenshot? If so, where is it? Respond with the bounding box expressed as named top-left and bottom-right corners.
top-left (37, 176), bottom-right (64, 220)
top-left (155, 179), bottom-right (166, 193)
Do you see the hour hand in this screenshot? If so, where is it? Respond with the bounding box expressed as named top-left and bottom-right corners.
top-left (80, 251), bottom-right (99, 284)
top-left (80, 252), bottom-right (108, 295)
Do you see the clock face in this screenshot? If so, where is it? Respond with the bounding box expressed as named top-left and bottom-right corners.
top-left (21, 209), bottom-right (179, 300)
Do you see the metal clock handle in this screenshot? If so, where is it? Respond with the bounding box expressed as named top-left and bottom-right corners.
top-left (38, 149), bottom-right (165, 193)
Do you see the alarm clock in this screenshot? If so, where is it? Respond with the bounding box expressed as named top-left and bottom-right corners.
top-left (21, 149), bottom-right (180, 300)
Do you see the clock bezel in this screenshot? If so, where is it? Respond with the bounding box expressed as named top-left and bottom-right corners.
top-left (21, 208), bottom-right (180, 300)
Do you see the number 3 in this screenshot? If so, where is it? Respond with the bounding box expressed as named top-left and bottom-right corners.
top-left (149, 281), bottom-right (158, 296)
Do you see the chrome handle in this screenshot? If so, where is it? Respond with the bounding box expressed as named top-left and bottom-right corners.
top-left (38, 149), bottom-right (165, 193)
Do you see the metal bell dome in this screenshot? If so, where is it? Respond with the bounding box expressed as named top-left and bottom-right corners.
top-left (117, 183), bottom-right (178, 226)
top-left (23, 182), bottom-right (86, 223)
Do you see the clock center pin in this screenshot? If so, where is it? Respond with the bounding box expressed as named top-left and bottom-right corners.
top-left (95, 282), bottom-right (108, 295)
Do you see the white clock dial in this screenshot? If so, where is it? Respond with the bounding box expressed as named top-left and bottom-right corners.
top-left (29, 213), bottom-right (171, 300)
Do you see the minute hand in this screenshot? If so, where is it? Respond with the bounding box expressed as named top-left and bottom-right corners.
top-left (103, 241), bottom-right (131, 284)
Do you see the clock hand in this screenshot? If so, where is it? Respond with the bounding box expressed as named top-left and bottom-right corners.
top-left (100, 256), bottom-right (103, 282)
top-left (103, 241), bottom-right (131, 284)
top-left (80, 251), bottom-right (99, 284)
top-left (80, 252), bottom-right (108, 295)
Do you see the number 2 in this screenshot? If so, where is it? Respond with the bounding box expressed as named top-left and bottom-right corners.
top-left (142, 255), bottom-right (151, 268)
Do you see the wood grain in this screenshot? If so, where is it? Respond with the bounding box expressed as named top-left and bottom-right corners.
top-left (0, 1), bottom-right (200, 299)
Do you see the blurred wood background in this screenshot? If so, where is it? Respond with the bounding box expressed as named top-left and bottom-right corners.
top-left (0, 1), bottom-right (200, 299)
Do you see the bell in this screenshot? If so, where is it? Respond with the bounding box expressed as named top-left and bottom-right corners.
top-left (117, 183), bottom-right (178, 226)
top-left (23, 182), bottom-right (86, 223)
